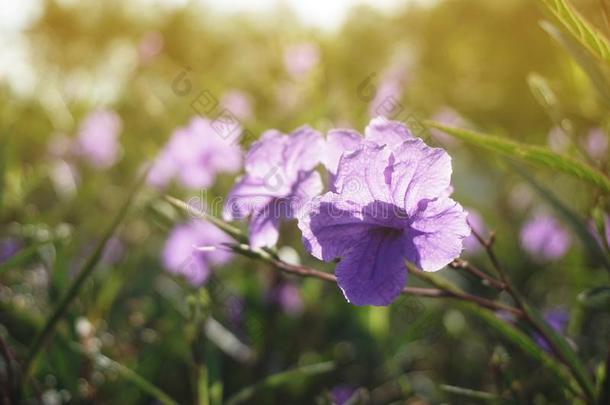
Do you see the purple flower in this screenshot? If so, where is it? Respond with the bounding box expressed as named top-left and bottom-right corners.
top-left (138, 31), bottom-right (164, 63)
top-left (162, 220), bottom-right (233, 286)
top-left (463, 208), bottom-right (486, 253)
top-left (283, 43), bottom-right (320, 79)
top-left (322, 116), bottom-right (415, 179)
top-left (0, 238), bottom-right (22, 264)
top-left (582, 127), bottom-right (608, 161)
top-left (331, 385), bottom-right (357, 405)
top-left (147, 117), bottom-right (242, 189)
top-left (220, 90), bottom-right (253, 121)
top-left (298, 121), bottom-right (469, 306)
top-left (534, 308), bottom-right (569, 351)
top-left (520, 214), bottom-right (571, 262)
top-left (268, 282), bottom-right (303, 315)
top-left (224, 127), bottom-right (324, 248)
top-left (102, 237), bottom-right (124, 265)
top-left (75, 109), bottom-right (122, 169)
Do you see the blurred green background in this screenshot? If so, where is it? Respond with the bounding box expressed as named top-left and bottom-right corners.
top-left (1, 0), bottom-right (609, 403)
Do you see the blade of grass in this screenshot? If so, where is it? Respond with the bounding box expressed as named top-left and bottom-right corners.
top-left (440, 384), bottom-right (506, 402)
top-left (19, 171), bottom-right (148, 387)
top-left (425, 121), bottom-right (610, 193)
top-left (536, 0), bottom-right (610, 64)
top-left (164, 195), bottom-right (247, 243)
top-left (460, 303), bottom-right (582, 400)
top-left (225, 361), bottom-right (335, 405)
top-left (540, 21), bottom-right (610, 106)
top-left (521, 301), bottom-right (596, 401)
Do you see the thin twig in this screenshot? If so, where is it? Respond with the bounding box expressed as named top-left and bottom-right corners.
top-left (449, 258), bottom-right (506, 290)
top-left (227, 243), bottom-right (523, 317)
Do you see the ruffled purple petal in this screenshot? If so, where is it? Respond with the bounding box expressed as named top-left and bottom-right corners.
top-left (333, 142), bottom-right (393, 205)
top-left (322, 129), bottom-right (362, 177)
top-left (249, 200), bottom-right (282, 248)
top-left (335, 229), bottom-right (406, 306)
top-left (408, 197), bottom-right (469, 271)
top-left (364, 116), bottom-right (413, 148)
top-left (389, 139), bottom-right (452, 215)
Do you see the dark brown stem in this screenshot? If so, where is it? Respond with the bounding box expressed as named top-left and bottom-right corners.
top-left (261, 252), bottom-right (522, 317)
top-left (449, 258), bottom-right (507, 290)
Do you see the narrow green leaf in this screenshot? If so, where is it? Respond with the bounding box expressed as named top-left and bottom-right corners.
top-left (578, 286), bottom-right (610, 308)
top-left (425, 121), bottom-right (610, 193)
top-left (225, 362), bottom-right (335, 405)
top-left (521, 302), bottom-right (596, 401)
top-left (164, 195), bottom-right (247, 244)
top-left (461, 303), bottom-right (582, 400)
top-left (536, 0), bottom-right (610, 64)
top-left (20, 172), bottom-right (148, 384)
top-left (540, 21), bottom-right (610, 106)
top-left (515, 164), bottom-right (610, 273)
top-left (440, 384), bottom-right (506, 402)
top-left (599, 346), bottom-right (610, 405)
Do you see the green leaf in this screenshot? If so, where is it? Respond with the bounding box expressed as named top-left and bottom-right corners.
top-left (536, 0), bottom-right (610, 64)
top-left (514, 164), bottom-right (610, 273)
top-left (461, 303), bottom-right (582, 400)
top-left (521, 302), bottom-right (596, 401)
top-left (225, 361), bottom-right (335, 405)
top-left (578, 287), bottom-right (610, 308)
top-left (599, 348), bottom-right (610, 405)
top-left (440, 384), bottom-right (507, 403)
top-left (540, 21), bottom-right (610, 107)
top-left (424, 121), bottom-right (610, 193)
top-left (164, 195), bottom-right (247, 244)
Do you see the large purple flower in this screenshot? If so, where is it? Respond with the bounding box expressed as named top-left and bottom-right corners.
top-left (75, 109), bottom-right (122, 169)
top-left (299, 125), bottom-right (469, 306)
top-left (224, 126), bottom-right (324, 248)
top-left (147, 117), bottom-right (242, 189)
top-left (162, 220), bottom-right (233, 286)
top-left (520, 214), bottom-right (571, 262)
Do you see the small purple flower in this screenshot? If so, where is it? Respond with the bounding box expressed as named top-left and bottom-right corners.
top-left (162, 220), bottom-right (233, 286)
top-left (224, 126), bottom-right (324, 248)
top-left (299, 120), bottom-right (469, 306)
top-left (331, 385), bottom-right (357, 405)
top-left (75, 109), bottom-right (122, 169)
top-left (463, 208), bottom-right (486, 253)
top-left (284, 43), bottom-right (320, 79)
top-left (582, 127), bottom-right (608, 161)
top-left (534, 308), bottom-right (569, 352)
top-left (138, 31), bottom-right (164, 63)
top-left (269, 282), bottom-right (303, 315)
top-left (368, 68), bottom-right (406, 119)
top-left (0, 238), bottom-right (22, 264)
top-left (147, 117), bottom-right (242, 189)
top-left (102, 237), bottom-right (124, 265)
top-left (220, 90), bottom-right (253, 121)
top-left (520, 214), bottom-right (571, 262)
